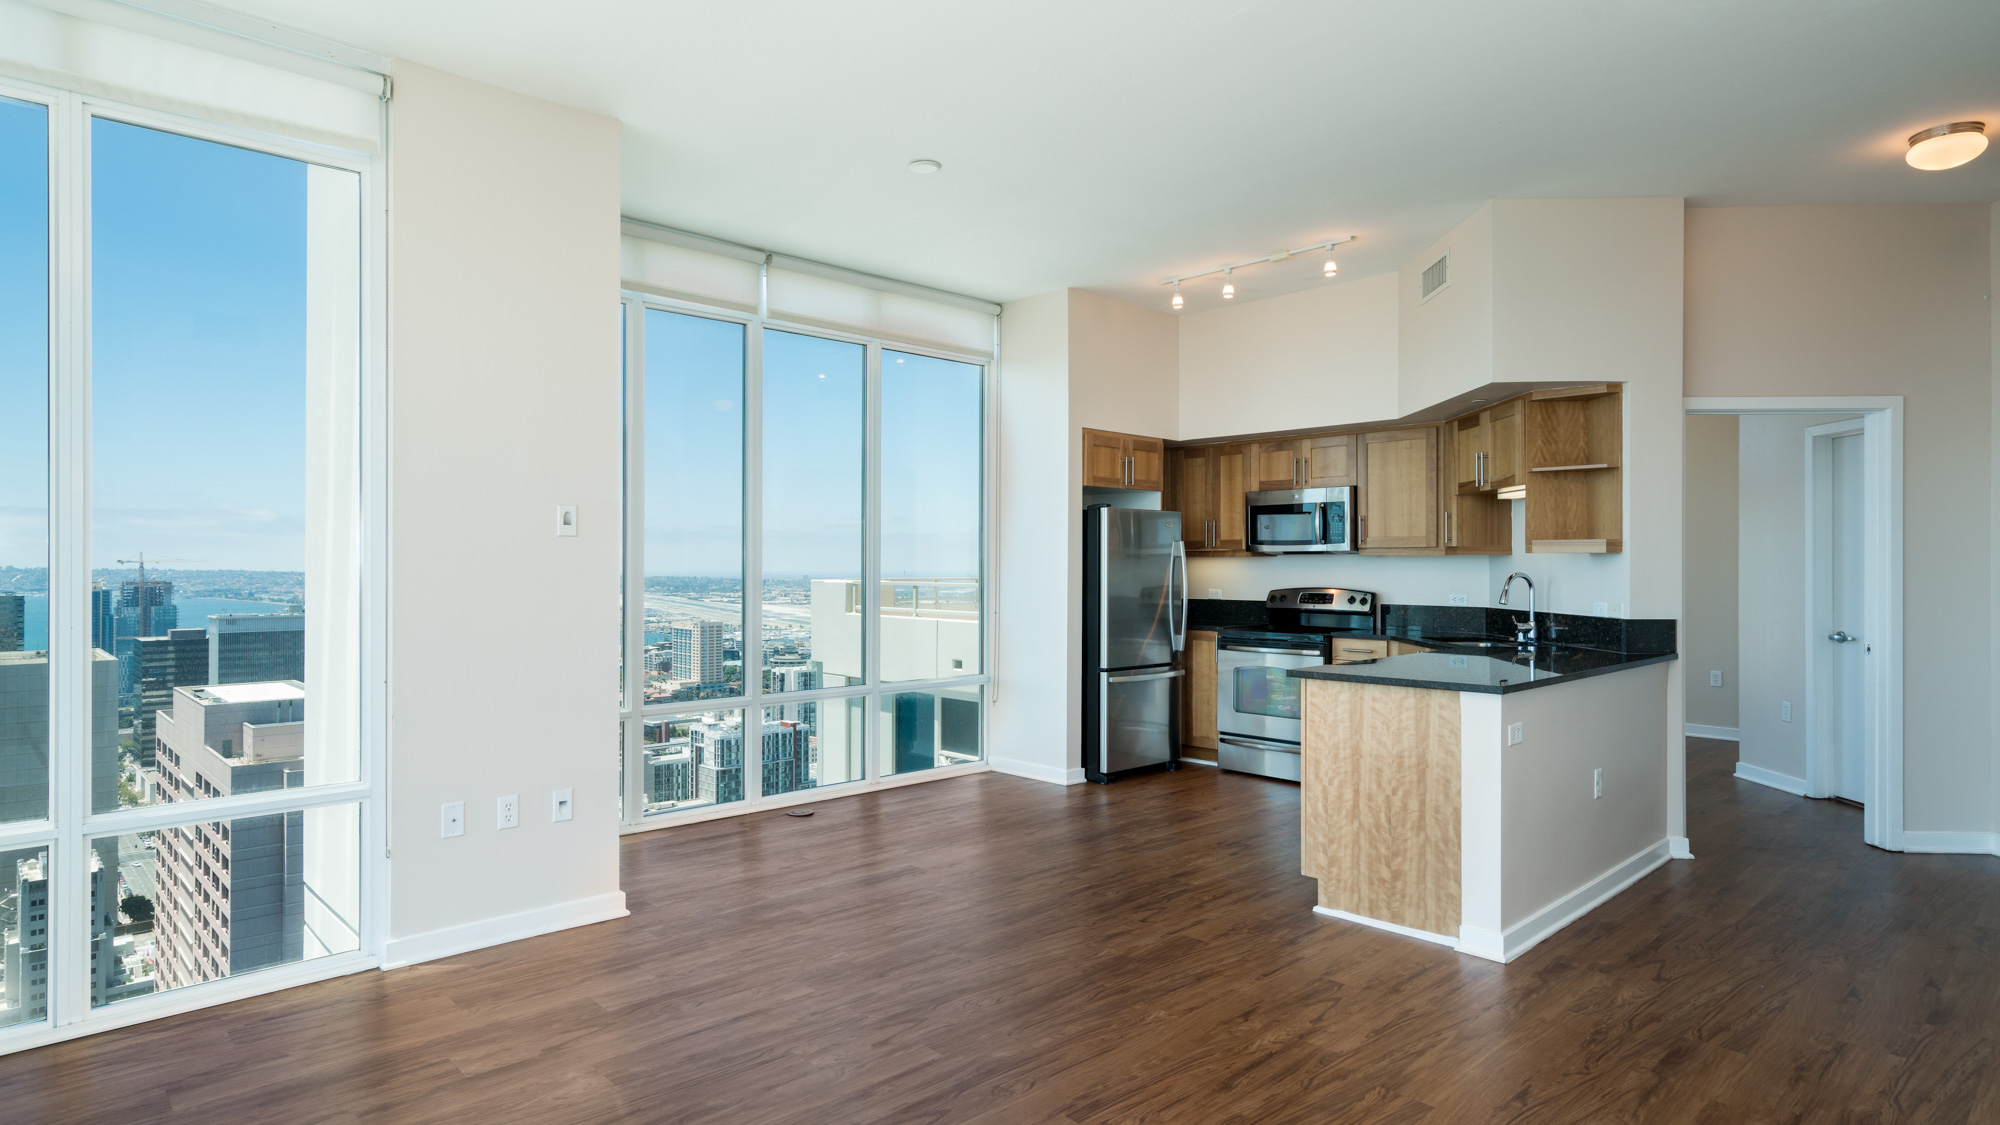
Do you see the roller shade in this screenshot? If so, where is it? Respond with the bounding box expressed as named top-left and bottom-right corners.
top-left (623, 220), bottom-right (998, 357)
top-left (0, 0), bottom-right (385, 153)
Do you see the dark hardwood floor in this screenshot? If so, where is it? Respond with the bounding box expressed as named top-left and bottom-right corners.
top-left (4, 738), bottom-right (1998, 1123)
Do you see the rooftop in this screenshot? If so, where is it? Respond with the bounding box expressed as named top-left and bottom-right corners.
top-left (184, 680), bottom-right (306, 705)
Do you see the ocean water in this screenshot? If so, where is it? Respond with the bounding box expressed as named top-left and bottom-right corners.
top-left (16, 595), bottom-right (295, 652)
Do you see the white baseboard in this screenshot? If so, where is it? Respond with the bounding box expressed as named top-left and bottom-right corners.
top-left (382, 890), bottom-right (629, 970)
top-left (1734, 761), bottom-right (1809, 796)
top-left (1312, 905), bottom-right (1457, 948)
top-left (1668, 837), bottom-right (1694, 860)
top-left (1684, 723), bottom-right (1740, 741)
top-left (989, 755), bottom-right (1085, 786)
top-left (1901, 831), bottom-right (2000, 856)
top-left (1455, 924), bottom-right (1504, 962)
top-left (1478, 839), bottom-right (1673, 964)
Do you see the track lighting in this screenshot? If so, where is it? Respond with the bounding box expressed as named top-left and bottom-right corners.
top-left (1160, 235), bottom-right (1354, 309)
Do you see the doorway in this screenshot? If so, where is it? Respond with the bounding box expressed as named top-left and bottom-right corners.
top-left (1682, 397), bottom-right (1905, 851)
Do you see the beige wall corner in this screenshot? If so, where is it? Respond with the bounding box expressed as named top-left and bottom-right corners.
top-left (1683, 413), bottom-right (1739, 732)
top-left (385, 62), bottom-right (625, 955)
top-left (1067, 288), bottom-right (1179, 440)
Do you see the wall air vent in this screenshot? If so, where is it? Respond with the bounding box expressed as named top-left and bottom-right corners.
top-left (1420, 251), bottom-right (1450, 303)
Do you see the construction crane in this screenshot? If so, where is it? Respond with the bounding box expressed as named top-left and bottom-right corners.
top-left (113, 553), bottom-right (205, 637)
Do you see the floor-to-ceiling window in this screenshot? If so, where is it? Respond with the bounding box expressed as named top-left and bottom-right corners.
top-left (619, 281), bottom-right (992, 825)
top-left (0, 73), bottom-right (379, 1050)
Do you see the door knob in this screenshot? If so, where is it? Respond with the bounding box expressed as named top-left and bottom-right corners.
top-left (1827, 631), bottom-right (1854, 643)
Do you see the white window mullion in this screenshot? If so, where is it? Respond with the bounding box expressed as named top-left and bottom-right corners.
top-left (862, 341), bottom-right (883, 783)
top-left (741, 319), bottom-right (764, 803)
top-left (49, 89), bottom-right (91, 1032)
top-left (620, 298), bottom-right (646, 824)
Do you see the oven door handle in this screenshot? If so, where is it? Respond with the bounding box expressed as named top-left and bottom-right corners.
top-left (1219, 735), bottom-right (1300, 752)
top-left (1219, 644), bottom-right (1321, 656)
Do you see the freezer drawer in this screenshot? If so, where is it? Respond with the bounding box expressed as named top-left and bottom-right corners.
top-left (1093, 668), bottom-right (1183, 778)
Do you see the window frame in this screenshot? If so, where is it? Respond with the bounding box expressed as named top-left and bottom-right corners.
top-left (619, 289), bottom-right (995, 829)
top-left (0, 74), bottom-right (388, 1054)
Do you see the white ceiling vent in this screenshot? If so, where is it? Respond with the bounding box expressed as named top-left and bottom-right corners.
top-left (1420, 251), bottom-right (1450, 303)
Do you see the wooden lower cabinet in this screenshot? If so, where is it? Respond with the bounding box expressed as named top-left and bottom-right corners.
top-left (1182, 630), bottom-right (1218, 757)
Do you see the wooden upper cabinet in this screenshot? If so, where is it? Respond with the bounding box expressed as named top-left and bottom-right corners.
top-left (1249, 440), bottom-right (1306, 490)
top-left (1303, 433), bottom-right (1356, 487)
top-left (1168, 443), bottom-right (1247, 552)
top-left (1455, 398), bottom-right (1523, 493)
top-left (1082, 428), bottom-right (1165, 490)
top-left (1359, 426), bottom-right (1440, 550)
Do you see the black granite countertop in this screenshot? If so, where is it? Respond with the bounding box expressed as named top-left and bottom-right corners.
top-left (1286, 641), bottom-right (1676, 694)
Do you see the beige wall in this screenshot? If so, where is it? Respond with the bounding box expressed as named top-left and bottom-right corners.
top-left (1068, 288), bottom-right (1179, 439)
top-left (1398, 203), bottom-right (1494, 416)
top-left (1176, 271), bottom-right (1399, 440)
top-left (1686, 205), bottom-right (1994, 835)
top-left (1684, 414), bottom-right (1739, 731)
top-left (384, 63), bottom-right (625, 958)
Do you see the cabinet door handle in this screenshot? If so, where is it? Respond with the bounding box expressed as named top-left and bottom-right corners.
top-left (1445, 510), bottom-right (1453, 545)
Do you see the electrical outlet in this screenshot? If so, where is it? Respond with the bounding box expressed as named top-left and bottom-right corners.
top-left (497, 794), bottom-right (520, 830)
top-left (1207, 588), bottom-right (1224, 599)
top-left (440, 802), bottom-right (464, 839)
top-left (1710, 670), bottom-right (1723, 687)
top-left (1593, 768), bottom-right (1603, 799)
top-left (555, 505), bottom-right (577, 537)
top-left (1448, 594), bottom-right (1469, 607)
top-left (551, 788), bottom-right (574, 822)
top-left (1592, 602), bottom-right (1608, 616)
top-left (1507, 722), bottom-right (1524, 746)
top-left (1781, 701), bottom-right (1793, 723)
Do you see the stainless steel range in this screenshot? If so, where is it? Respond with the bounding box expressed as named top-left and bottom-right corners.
top-left (1215, 587), bottom-right (1380, 781)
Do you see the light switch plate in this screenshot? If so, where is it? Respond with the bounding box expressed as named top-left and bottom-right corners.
top-left (497, 794), bottom-right (520, 830)
top-left (440, 801), bottom-right (464, 839)
top-left (556, 505), bottom-right (577, 537)
top-left (551, 788), bottom-right (573, 822)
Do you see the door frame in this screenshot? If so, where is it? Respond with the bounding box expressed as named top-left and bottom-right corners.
top-left (1803, 418), bottom-right (1866, 805)
top-left (1684, 397), bottom-right (1903, 851)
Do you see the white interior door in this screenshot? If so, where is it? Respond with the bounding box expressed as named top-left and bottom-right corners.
top-left (1829, 432), bottom-right (1866, 803)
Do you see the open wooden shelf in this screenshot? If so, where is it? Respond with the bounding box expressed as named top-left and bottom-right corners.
top-left (1523, 387), bottom-right (1622, 554)
top-left (1529, 463), bottom-right (1611, 473)
top-left (1530, 538), bottom-right (1624, 554)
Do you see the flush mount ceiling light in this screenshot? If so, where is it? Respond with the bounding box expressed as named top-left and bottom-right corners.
top-left (908, 158), bottom-right (943, 174)
top-left (1162, 235), bottom-right (1355, 311)
top-left (1905, 122), bottom-right (1986, 170)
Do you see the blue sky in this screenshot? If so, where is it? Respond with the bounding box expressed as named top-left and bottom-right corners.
top-left (643, 310), bottom-right (982, 580)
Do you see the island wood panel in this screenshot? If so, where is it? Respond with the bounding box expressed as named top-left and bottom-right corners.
top-left (1300, 678), bottom-right (1461, 937)
top-left (1182, 630), bottom-right (1218, 757)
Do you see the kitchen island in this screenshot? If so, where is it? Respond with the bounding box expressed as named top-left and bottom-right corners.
top-left (1289, 642), bottom-right (1676, 963)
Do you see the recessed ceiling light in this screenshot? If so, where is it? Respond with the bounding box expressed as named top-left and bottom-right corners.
top-left (1905, 122), bottom-right (1986, 170)
top-left (908, 159), bottom-right (942, 174)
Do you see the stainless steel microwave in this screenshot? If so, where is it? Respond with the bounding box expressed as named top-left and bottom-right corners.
top-left (1245, 487), bottom-right (1353, 554)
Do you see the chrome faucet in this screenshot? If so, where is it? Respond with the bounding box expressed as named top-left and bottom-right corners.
top-left (1499, 572), bottom-right (1536, 646)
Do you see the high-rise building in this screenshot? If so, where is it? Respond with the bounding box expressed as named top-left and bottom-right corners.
top-left (92, 582), bottom-right (115, 653)
top-left (0, 595), bottom-right (22, 653)
top-left (208, 612), bottom-right (306, 685)
top-left (0, 846), bottom-right (151, 1026)
top-left (643, 643), bottom-right (672, 675)
top-left (692, 718), bottom-right (812, 804)
top-left (644, 739), bottom-right (695, 806)
top-left (767, 664), bottom-right (819, 730)
top-left (114, 580), bottom-right (176, 698)
top-left (135, 629), bottom-right (211, 766)
top-left (671, 621), bottom-right (729, 685)
top-left (151, 681), bottom-right (307, 991)
top-left (0, 651), bottom-right (119, 824)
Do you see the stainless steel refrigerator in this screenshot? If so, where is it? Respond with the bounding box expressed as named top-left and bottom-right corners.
top-left (1082, 505), bottom-right (1187, 783)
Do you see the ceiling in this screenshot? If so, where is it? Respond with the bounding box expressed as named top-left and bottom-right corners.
top-left (222, 0), bottom-right (1998, 311)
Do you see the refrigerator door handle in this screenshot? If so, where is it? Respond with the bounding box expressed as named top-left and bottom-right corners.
top-left (1108, 669), bottom-right (1186, 684)
top-left (1168, 539), bottom-right (1187, 651)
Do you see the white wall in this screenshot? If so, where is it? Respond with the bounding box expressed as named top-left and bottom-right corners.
top-left (384, 63), bottom-right (625, 961)
top-left (1683, 414), bottom-right (1739, 732)
top-left (1735, 414), bottom-right (1857, 784)
top-left (1398, 203), bottom-right (1494, 416)
top-left (1187, 554), bottom-right (1494, 608)
top-left (1177, 272), bottom-right (1399, 440)
top-left (990, 290), bottom-right (1076, 784)
top-left (1686, 204), bottom-right (1994, 836)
